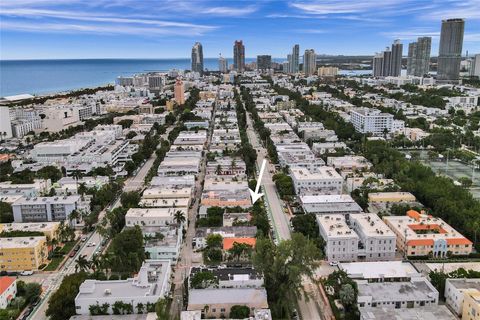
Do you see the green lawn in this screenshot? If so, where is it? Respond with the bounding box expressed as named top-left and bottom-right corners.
top-left (44, 241), bottom-right (77, 271)
top-left (44, 256), bottom-right (65, 271)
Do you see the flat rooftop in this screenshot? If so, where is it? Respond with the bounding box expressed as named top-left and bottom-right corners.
top-left (340, 261), bottom-right (420, 280)
top-left (360, 305), bottom-right (456, 320)
top-left (12, 195), bottom-right (80, 205)
top-left (350, 214), bottom-right (396, 237)
top-left (0, 236), bottom-right (46, 248)
top-left (142, 187), bottom-right (192, 199)
top-left (139, 198), bottom-right (189, 208)
top-left (188, 288), bottom-right (268, 306)
top-left (317, 214), bottom-right (358, 239)
top-left (126, 208), bottom-right (186, 218)
top-left (0, 222), bottom-right (60, 233)
top-left (446, 278), bottom-right (480, 291)
top-left (424, 262), bottom-right (480, 273)
top-left (76, 260), bottom-right (170, 300)
top-left (290, 166), bottom-right (341, 180)
top-left (357, 278), bottom-right (438, 303)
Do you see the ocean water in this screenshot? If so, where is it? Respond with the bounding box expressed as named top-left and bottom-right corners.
top-left (0, 58), bottom-right (372, 97)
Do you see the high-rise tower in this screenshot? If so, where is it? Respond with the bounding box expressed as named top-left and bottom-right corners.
top-left (407, 37), bottom-right (431, 76)
top-left (303, 49), bottom-right (316, 76)
top-left (191, 42), bottom-right (204, 74)
top-left (233, 40), bottom-right (245, 72)
top-left (437, 18), bottom-right (465, 81)
top-left (292, 44), bottom-right (300, 73)
top-left (390, 40), bottom-right (403, 77)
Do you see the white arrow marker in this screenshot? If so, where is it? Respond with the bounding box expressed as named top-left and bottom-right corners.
top-left (249, 159), bottom-right (267, 204)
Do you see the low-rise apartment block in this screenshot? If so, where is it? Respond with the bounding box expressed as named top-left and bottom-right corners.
top-left (187, 288), bottom-right (268, 319)
top-left (0, 277), bottom-right (17, 309)
top-left (0, 236), bottom-right (48, 272)
top-left (317, 214), bottom-right (359, 262)
top-left (301, 194), bottom-right (362, 215)
top-left (445, 278), bottom-right (480, 317)
top-left (356, 277), bottom-right (439, 309)
top-left (349, 214), bottom-right (396, 261)
top-left (290, 167), bottom-right (343, 196)
top-left (383, 210), bottom-right (473, 257)
top-left (12, 195), bottom-right (89, 224)
top-left (0, 222), bottom-right (60, 240)
top-left (463, 289), bottom-right (480, 320)
top-left (125, 208), bottom-right (185, 227)
top-left (74, 260), bottom-right (171, 315)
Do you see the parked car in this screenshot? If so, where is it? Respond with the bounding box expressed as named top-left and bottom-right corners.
top-left (329, 261), bottom-right (339, 266)
top-left (20, 271), bottom-right (34, 276)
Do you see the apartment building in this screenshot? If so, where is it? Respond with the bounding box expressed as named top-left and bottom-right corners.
top-left (0, 222), bottom-right (60, 240)
top-left (74, 260), bottom-right (171, 315)
top-left (368, 192), bottom-right (416, 203)
top-left (350, 108), bottom-right (395, 135)
top-left (463, 289), bottom-right (480, 320)
top-left (290, 167), bottom-right (343, 196)
top-left (144, 226), bottom-right (182, 263)
top-left (11, 195), bottom-right (89, 223)
top-left (301, 194), bottom-right (363, 215)
top-left (187, 288), bottom-right (268, 319)
top-left (205, 157), bottom-right (246, 176)
top-left (317, 214), bottom-right (359, 262)
top-left (125, 208), bottom-right (185, 227)
top-left (349, 214), bottom-right (396, 261)
top-left (174, 131), bottom-right (207, 146)
top-left (383, 210), bottom-right (473, 257)
top-left (0, 277), bottom-right (17, 309)
top-left (445, 278), bottom-right (480, 316)
top-left (357, 277), bottom-right (439, 309)
top-left (193, 226), bottom-right (257, 249)
top-left (0, 236), bottom-right (48, 272)
top-left (189, 266), bottom-right (264, 289)
top-left (0, 179), bottom-right (51, 197)
top-left (339, 261), bottom-right (421, 283)
top-left (327, 156), bottom-right (372, 172)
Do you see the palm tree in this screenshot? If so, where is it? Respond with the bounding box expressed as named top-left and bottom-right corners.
top-left (76, 254), bottom-right (91, 272)
top-left (173, 210), bottom-right (186, 226)
top-left (78, 183), bottom-right (88, 198)
top-left (215, 164), bottom-right (222, 175)
top-left (91, 254), bottom-right (101, 274)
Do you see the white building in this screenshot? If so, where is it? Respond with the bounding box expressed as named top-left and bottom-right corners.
top-left (0, 106), bottom-right (13, 139)
top-left (125, 208), bottom-right (185, 227)
top-left (74, 260), bottom-right (171, 315)
top-left (317, 214), bottom-right (359, 262)
top-left (349, 214), bottom-right (396, 261)
top-left (290, 167), bottom-right (343, 196)
top-left (12, 195), bottom-right (89, 224)
top-left (350, 108), bottom-right (395, 135)
top-left (0, 179), bottom-right (51, 197)
top-left (357, 277), bottom-right (439, 309)
top-left (301, 194), bottom-right (363, 215)
top-left (0, 277), bottom-right (17, 309)
top-left (445, 278), bottom-right (480, 316)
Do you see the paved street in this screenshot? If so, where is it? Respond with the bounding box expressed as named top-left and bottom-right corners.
top-left (244, 107), bottom-right (333, 320)
top-left (169, 111), bottom-right (215, 317)
top-left (245, 113), bottom-right (291, 242)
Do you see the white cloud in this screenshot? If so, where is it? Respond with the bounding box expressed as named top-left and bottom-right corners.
top-left (0, 20), bottom-right (213, 36)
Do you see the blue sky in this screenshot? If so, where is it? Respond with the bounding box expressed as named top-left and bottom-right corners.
top-left (1, 0), bottom-right (479, 60)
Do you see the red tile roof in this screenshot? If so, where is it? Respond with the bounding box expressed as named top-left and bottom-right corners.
top-left (223, 237), bottom-right (256, 250)
top-left (0, 277), bottom-right (16, 295)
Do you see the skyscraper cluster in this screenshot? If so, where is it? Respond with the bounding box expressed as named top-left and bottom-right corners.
top-left (407, 37), bottom-right (432, 77)
top-left (372, 40), bottom-right (403, 77)
top-left (191, 42), bottom-right (203, 74)
top-left (233, 40), bottom-right (245, 72)
top-left (437, 18), bottom-right (465, 81)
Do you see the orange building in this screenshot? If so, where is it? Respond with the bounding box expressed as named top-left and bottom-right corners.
top-left (174, 79), bottom-right (185, 105)
top-left (383, 210), bottom-right (473, 258)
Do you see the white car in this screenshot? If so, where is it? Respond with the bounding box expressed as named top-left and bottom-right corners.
top-left (20, 271), bottom-right (34, 276)
top-left (329, 261), bottom-right (339, 266)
